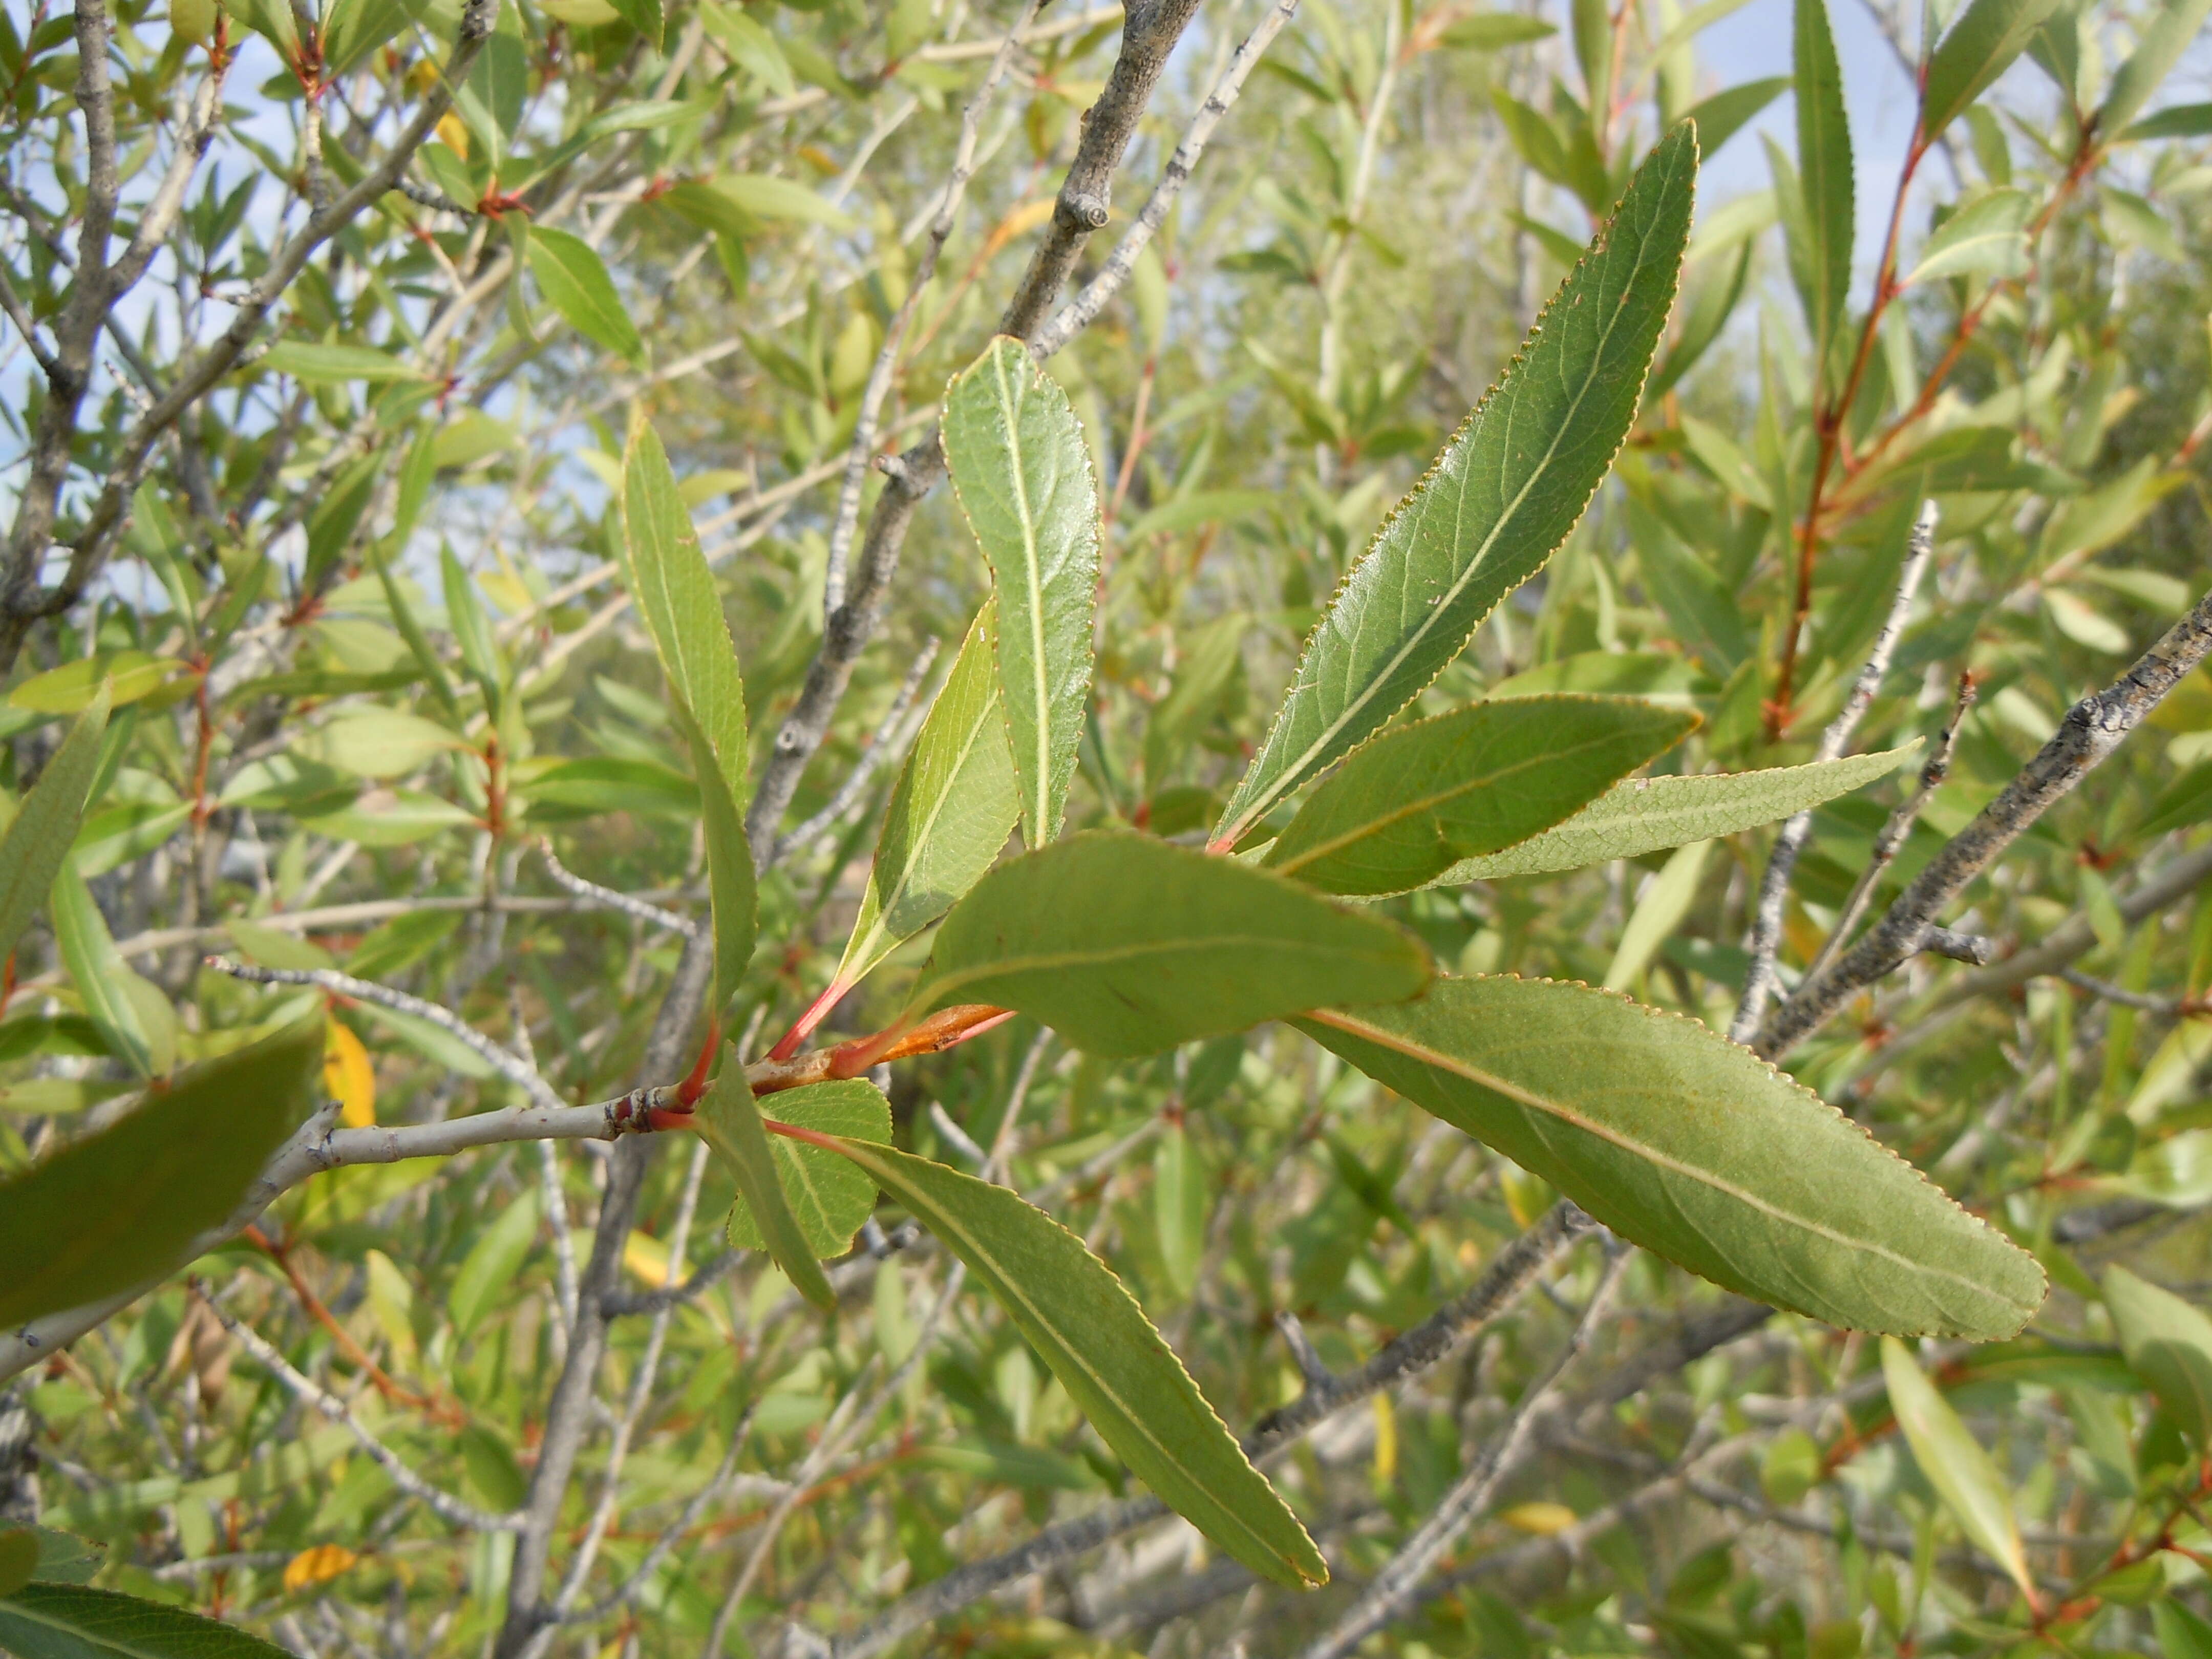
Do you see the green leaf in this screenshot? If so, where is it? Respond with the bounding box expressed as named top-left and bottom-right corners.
top-left (1215, 125), bottom-right (1697, 847)
top-left (0, 1019), bottom-right (321, 1329)
top-left (1144, 613), bottom-right (1246, 784)
top-left (2103, 1265), bottom-right (2212, 1447)
top-left (835, 602), bottom-right (1019, 991)
top-left (1921, 0), bottom-right (2064, 141)
top-left (51, 862), bottom-right (173, 1078)
top-left (513, 756), bottom-right (699, 818)
top-left (1440, 12), bottom-right (1556, 48)
top-left (2136, 759), bottom-right (2212, 840)
top-left (297, 708), bottom-right (461, 780)
top-left (2154, 1601), bottom-right (2212, 1659)
top-left (728, 1079), bottom-right (890, 1258)
top-left (1679, 77), bottom-right (1788, 158)
top-left (1904, 188), bottom-right (2033, 285)
top-left (943, 337), bottom-right (1102, 849)
top-left (1879, 1337), bottom-right (2034, 1592)
top-left (322, 0), bottom-right (427, 72)
top-left (620, 412), bottom-right (757, 1011)
top-left (807, 1133), bottom-right (1328, 1587)
top-left (1794, 0), bottom-right (1854, 381)
top-left (440, 544), bottom-right (504, 707)
top-left (2122, 99), bottom-right (2212, 140)
top-left (603, 0), bottom-right (662, 47)
top-left (1263, 696), bottom-right (1694, 897)
top-left (1433, 745), bottom-right (1916, 883)
top-left (696, 1054), bottom-right (838, 1310)
top-left (0, 1584), bottom-right (293, 1659)
top-left (11, 653), bottom-right (186, 713)
top-left (258, 341), bottom-right (431, 384)
top-left (29, 1528), bottom-right (102, 1586)
top-left (677, 174), bottom-right (856, 233)
top-left (1301, 976), bottom-right (2047, 1338)
top-left (0, 688), bottom-right (108, 965)
top-left (448, 1187), bottom-right (539, 1338)
top-left (2097, 0), bottom-right (2212, 137)
top-left (527, 226), bottom-right (645, 364)
top-left (906, 831), bottom-right (1431, 1059)
top-left (1154, 1123), bottom-right (1208, 1298)
top-left (1602, 838), bottom-right (1710, 990)
top-left (0, 1530), bottom-right (34, 1599)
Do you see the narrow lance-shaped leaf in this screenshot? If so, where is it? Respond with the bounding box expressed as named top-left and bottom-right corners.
top-left (726, 1079), bottom-right (891, 1258)
top-left (905, 831), bottom-right (1431, 1059)
top-left (0, 686), bottom-right (109, 965)
top-left (943, 337), bottom-right (1101, 848)
top-left (695, 1052), bottom-right (837, 1310)
top-left (529, 225), bottom-right (646, 365)
top-left (621, 412), bottom-right (757, 1011)
top-left (0, 1530), bottom-right (33, 1599)
top-left (2097, 0), bottom-right (2212, 136)
top-left (1431, 743), bottom-right (1917, 883)
top-left (1880, 1337), bottom-right (2035, 1594)
top-left (440, 542), bottom-right (504, 710)
top-left (1793, 0), bottom-right (1853, 384)
top-left (834, 601), bottom-right (1019, 991)
top-left (1300, 975), bottom-right (2047, 1338)
top-left (0, 1019), bottom-right (324, 1329)
top-left (795, 1130), bottom-right (1328, 1588)
top-left (1263, 695), bottom-right (1695, 897)
top-left (1215, 125), bottom-right (1696, 848)
top-left (0, 1584), bottom-right (294, 1659)
top-left (1904, 189), bottom-right (2033, 285)
top-left (1920, 0), bottom-right (2065, 141)
top-left (2102, 1264), bottom-right (2212, 1447)
top-left (51, 862), bottom-right (175, 1079)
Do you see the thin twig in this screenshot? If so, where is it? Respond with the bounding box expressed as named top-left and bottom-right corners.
top-left (537, 842), bottom-right (699, 937)
top-left (1732, 501), bottom-right (1938, 1041)
top-left (200, 1290), bottom-right (521, 1533)
top-left (1760, 576), bottom-right (2212, 1058)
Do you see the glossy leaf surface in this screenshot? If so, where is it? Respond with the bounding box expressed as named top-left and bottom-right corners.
top-left (1793, 0), bottom-right (1853, 369)
top-left (943, 336), bottom-right (1100, 849)
top-left (2104, 1264), bottom-right (2212, 1447)
top-left (1264, 696), bottom-right (1694, 896)
top-left (836, 602), bottom-right (1019, 990)
top-left (621, 413), bottom-right (757, 1009)
top-left (734, 1080), bottom-right (891, 1258)
top-left (1880, 1337), bottom-right (2034, 1593)
top-left (0, 1020), bottom-right (322, 1328)
top-left (908, 832), bottom-right (1431, 1057)
top-left (696, 1054), bottom-right (837, 1309)
top-left (1302, 976), bottom-right (2046, 1337)
top-left (1215, 124), bottom-right (1697, 846)
top-left (1432, 745), bottom-right (1915, 883)
top-left (816, 1133), bottom-right (1328, 1587)
top-left (0, 687), bottom-right (109, 966)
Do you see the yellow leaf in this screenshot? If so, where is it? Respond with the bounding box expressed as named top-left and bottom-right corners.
top-left (325, 1019), bottom-right (375, 1128)
top-left (283, 1543), bottom-right (358, 1592)
top-left (1501, 1501), bottom-right (1578, 1535)
top-left (1371, 1393), bottom-right (1398, 1486)
top-left (623, 1230), bottom-right (671, 1287)
top-left (436, 112), bottom-right (470, 159)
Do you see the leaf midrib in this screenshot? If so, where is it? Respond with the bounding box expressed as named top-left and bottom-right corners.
top-left (876, 674), bottom-right (1003, 939)
top-left (1231, 156), bottom-right (1684, 838)
top-left (1308, 1006), bottom-right (2034, 1315)
top-left (992, 350), bottom-right (1054, 840)
top-left (923, 931), bottom-right (1406, 1009)
top-left (1270, 726), bottom-right (1662, 877)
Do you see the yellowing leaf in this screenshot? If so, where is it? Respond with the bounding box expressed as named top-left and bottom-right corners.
top-left (282, 1544), bottom-right (359, 1593)
top-left (1501, 1501), bottom-right (1579, 1535)
top-left (1880, 1337), bottom-right (2034, 1596)
top-left (324, 1019), bottom-right (375, 1128)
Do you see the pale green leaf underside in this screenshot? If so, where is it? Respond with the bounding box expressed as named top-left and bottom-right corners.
top-left (731, 1080), bottom-right (892, 1258)
top-left (819, 1134), bottom-right (1328, 1588)
top-left (696, 1055), bottom-right (837, 1310)
top-left (2103, 1264), bottom-right (2212, 1447)
top-left (0, 1021), bottom-right (322, 1329)
top-left (0, 1582), bottom-right (294, 1659)
top-left (943, 336), bottom-right (1100, 849)
top-left (836, 600), bottom-right (1019, 990)
top-left (1216, 124), bottom-right (1698, 846)
top-left (1431, 743), bottom-right (1917, 884)
top-left (1920, 0), bottom-right (2064, 138)
top-left (0, 687), bottom-right (109, 967)
top-left (1264, 694), bottom-right (1695, 896)
top-left (1301, 975), bottom-right (2046, 1338)
top-left (907, 831), bottom-right (1432, 1058)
